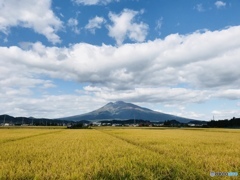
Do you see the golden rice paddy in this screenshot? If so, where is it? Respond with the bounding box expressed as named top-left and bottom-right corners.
top-left (0, 127), bottom-right (239, 179)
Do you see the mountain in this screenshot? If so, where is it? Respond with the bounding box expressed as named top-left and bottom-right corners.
top-left (59, 101), bottom-right (197, 123)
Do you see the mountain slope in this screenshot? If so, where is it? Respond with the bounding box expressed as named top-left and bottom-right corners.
top-left (60, 101), bottom-right (197, 123)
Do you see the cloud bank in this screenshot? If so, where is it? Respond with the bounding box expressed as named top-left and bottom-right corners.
top-left (1, 25), bottom-right (240, 118)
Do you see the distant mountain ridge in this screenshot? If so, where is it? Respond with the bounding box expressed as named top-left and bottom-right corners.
top-left (0, 114), bottom-right (74, 125)
top-left (60, 101), bottom-right (198, 123)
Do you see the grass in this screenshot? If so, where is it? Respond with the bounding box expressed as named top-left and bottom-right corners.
top-left (0, 127), bottom-right (239, 179)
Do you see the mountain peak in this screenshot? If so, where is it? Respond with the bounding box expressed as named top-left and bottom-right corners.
top-left (115, 101), bottom-right (126, 104)
top-left (106, 101), bottom-right (127, 106)
top-left (103, 101), bottom-right (128, 110)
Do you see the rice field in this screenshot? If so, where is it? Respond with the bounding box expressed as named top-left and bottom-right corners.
top-left (0, 127), bottom-right (239, 179)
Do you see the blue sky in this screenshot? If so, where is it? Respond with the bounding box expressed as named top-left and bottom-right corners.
top-left (1, 0), bottom-right (240, 120)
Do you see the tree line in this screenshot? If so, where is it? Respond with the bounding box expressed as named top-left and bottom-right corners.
top-left (207, 117), bottom-right (240, 128)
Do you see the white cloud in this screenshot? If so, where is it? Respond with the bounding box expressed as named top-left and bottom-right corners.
top-left (0, 0), bottom-right (63, 44)
top-left (107, 9), bottom-right (149, 45)
top-left (68, 18), bottom-right (80, 34)
top-left (164, 108), bottom-right (207, 120)
top-left (195, 4), bottom-right (205, 12)
top-left (155, 17), bottom-right (163, 36)
top-left (215, 1), bottom-right (226, 9)
top-left (212, 109), bottom-right (240, 120)
top-left (68, 18), bottom-right (78, 26)
top-left (85, 16), bottom-right (105, 34)
top-left (72, 0), bottom-right (118, 5)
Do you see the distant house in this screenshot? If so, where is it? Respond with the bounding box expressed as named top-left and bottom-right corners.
top-left (92, 122), bottom-right (101, 126)
top-left (112, 124), bottom-right (122, 127)
top-left (83, 123), bottom-right (89, 127)
top-left (153, 123), bottom-right (164, 127)
top-left (188, 121), bottom-right (207, 127)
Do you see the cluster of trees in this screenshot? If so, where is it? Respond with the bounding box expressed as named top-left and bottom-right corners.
top-left (207, 117), bottom-right (240, 127)
top-left (67, 121), bottom-right (91, 129)
top-left (163, 120), bottom-right (182, 126)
